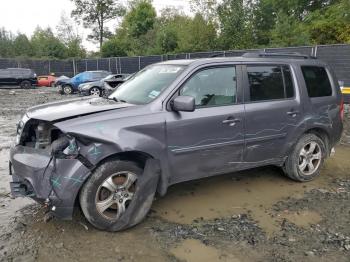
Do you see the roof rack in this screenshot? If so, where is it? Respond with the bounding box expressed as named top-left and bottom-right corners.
top-left (242, 52), bottom-right (317, 59)
top-left (210, 52), bottom-right (225, 58)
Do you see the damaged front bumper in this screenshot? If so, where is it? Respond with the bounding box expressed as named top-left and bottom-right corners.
top-left (9, 145), bottom-right (91, 219)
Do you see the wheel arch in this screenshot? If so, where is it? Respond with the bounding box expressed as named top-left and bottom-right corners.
top-left (304, 127), bottom-right (330, 156)
top-left (97, 150), bottom-right (155, 169)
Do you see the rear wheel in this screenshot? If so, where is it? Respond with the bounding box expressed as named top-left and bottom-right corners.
top-left (284, 134), bottom-right (326, 182)
top-left (80, 160), bottom-right (154, 231)
top-left (50, 82), bottom-right (55, 88)
top-left (62, 85), bottom-right (73, 95)
top-left (20, 80), bottom-right (31, 89)
top-left (89, 87), bottom-right (101, 96)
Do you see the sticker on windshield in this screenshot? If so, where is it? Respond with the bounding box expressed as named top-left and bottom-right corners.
top-left (159, 67), bottom-right (182, 74)
top-left (148, 90), bottom-right (161, 99)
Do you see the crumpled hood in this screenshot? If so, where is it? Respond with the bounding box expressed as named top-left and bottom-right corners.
top-left (26, 97), bottom-right (134, 122)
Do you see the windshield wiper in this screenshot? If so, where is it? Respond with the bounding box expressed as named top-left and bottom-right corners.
top-left (107, 97), bottom-right (128, 103)
top-left (106, 97), bottom-right (119, 102)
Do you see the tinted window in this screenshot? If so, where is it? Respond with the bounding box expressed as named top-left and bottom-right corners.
top-left (301, 66), bottom-right (332, 97)
top-left (180, 67), bottom-right (237, 107)
top-left (0, 69), bottom-right (9, 77)
top-left (10, 69), bottom-right (30, 77)
top-left (247, 65), bottom-right (294, 101)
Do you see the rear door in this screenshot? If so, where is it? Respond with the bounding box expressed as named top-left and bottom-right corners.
top-left (242, 64), bottom-right (302, 164)
top-left (166, 65), bottom-right (245, 184)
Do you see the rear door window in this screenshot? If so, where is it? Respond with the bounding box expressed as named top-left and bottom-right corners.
top-left (0, 70), bottom-right (9, 77)
top-left (301, 66), bottom-right (332, 97)
top-left (246, 65), bottom-right (294, 102)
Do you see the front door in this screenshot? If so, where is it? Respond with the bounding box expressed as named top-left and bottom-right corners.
top-left (166, 65), bottom-right (245, 184)
top-left (242, 64), bottom-right (302, 164)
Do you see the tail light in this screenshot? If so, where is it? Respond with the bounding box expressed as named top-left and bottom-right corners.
top-left (340, 97), bottom-right (344, 121)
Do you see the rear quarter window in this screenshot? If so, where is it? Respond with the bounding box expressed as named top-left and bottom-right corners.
top-left (301, 66), bottom-right (332, 97)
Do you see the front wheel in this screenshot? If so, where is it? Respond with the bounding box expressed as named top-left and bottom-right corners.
top-left (62, 85), bottom-right (73, 95)
top-left (284, 134), bottom-right (326, 182)
top-left (80, 160), bottom-right (154, 231)
top-left (89, 87), bottom-right (101, 96)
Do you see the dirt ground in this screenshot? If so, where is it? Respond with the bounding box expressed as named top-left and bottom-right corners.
top-left (0, 87), bottom-right (349, 262)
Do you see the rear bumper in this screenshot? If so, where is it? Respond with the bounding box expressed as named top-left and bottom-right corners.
top-left (9, 146), bottom-right (91, 219)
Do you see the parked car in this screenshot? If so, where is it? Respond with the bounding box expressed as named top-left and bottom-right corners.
top-left (54, 75), bottom-right (70, 87)
top-left (58, 71), bottom-right (111, 95)
top-left (9, 53), bottom-right (344, 232)
top-left (38, 75), bottom-right (56, 87)
top-left (0, 68), bottom-right (37, 88)
top-left (78, 74), bottom-right (131, 97)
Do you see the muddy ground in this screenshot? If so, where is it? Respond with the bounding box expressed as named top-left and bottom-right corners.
top-left (0, 87), bottom-right (349, 262)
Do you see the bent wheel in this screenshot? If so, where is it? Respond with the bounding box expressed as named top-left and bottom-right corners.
top-left (95, 171), bottom-right (137, 220)
top-left (80, 160), bottom-right (155, 231)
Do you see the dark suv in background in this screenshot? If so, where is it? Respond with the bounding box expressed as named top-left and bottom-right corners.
top-left (0, 68), bottom-right (37, 88)
top-left (9, 53), bottom-right (343, 232)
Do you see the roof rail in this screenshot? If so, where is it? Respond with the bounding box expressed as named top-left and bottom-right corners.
top-left (242, 52), bottom-right (317, 59)
top-left (210, 52), bottom-right (225, 58)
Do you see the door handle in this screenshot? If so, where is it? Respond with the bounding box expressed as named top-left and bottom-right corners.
top-left (287, 110), bottom-right (299, 117)
top-left (222, 118), bottom-right (241, 126)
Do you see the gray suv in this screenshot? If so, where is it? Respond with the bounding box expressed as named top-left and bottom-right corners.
top-left (9, 53), bottom-right (344, 231)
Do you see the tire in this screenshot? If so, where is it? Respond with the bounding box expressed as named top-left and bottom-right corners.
top-left (89, 87), bottom-right (101, 96)
top-left (284, 134), bottom-right (326, 182)
top-left (80, 159), bottom-right (154, 231)
top-left (20, 80), bottom-right (32, 89)
top-left (50, 82), bottom-right (55, 88)
top-left (62, 85), bottom-right (73, 95)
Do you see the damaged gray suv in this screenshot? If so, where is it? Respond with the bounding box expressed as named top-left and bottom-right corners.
top-left (9, 53), bottom-right (344, 231)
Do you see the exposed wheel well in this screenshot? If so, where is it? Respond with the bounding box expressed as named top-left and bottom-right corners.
top-left (97, 151), bottom-right (154, 169)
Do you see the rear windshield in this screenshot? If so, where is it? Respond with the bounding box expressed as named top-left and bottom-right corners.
top-left (301, 66), bottom-right (332, 97)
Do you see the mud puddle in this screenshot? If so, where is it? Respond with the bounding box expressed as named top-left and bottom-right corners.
top-left (153, 146), bottom-right (350, 235)
top-left (171, 239), bottom-right (241, 262)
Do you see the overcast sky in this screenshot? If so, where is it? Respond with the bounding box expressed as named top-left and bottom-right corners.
top-left (0, 0), bottom-right (191, 51)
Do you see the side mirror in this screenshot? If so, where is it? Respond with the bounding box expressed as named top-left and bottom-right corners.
top-left (171, 96), bottom-right (195, 112)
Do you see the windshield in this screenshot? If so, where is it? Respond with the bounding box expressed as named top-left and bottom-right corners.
top-left (109, 64), bottom-right (185, 104)
top-left (103, 75), bottom-right (115, 81)
top-left (73, 72), bottom-right (85, 80)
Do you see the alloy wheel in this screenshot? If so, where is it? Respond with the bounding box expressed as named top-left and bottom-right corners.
top-left (298, 141), bottom-right (322, 176)
top-left (95, 172), bottom-right (137, 220)
top-left (90, 87), bottom-right (101, 96)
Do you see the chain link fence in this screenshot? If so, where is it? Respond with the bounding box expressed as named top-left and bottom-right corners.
top-left (0, 44), bottom-right (349, 85)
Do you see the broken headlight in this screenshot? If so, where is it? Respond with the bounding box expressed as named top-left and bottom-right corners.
top-left (52, 136), bottom-right (80, 158)
top-left (15, 114), bottom-right (30, 145)
top-left (63, 137), bottom-right (80, 157)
